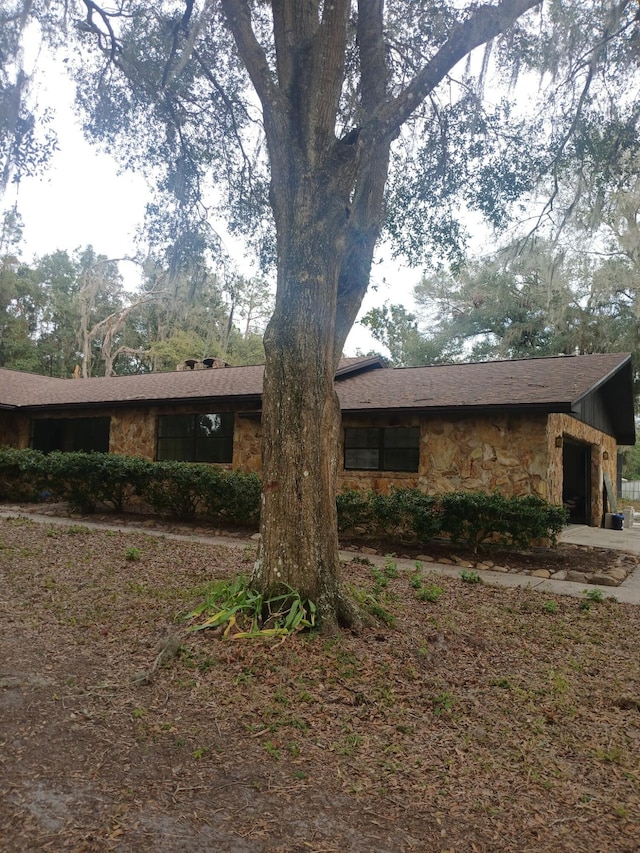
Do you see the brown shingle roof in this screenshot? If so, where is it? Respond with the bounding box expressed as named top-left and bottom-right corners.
top-left (336, 353), bottom-right (632, 411)
top-left (0, 369), bottom-right (69, 408)
top-left (0, 356), bottom-right (380, 410)
top-left (0, 364), bottom-right (265, 409)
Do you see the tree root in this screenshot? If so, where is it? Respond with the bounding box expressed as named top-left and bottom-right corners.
top-left (316, 587), bottom-right (363, 636)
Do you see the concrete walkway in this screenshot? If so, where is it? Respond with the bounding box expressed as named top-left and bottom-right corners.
top-left (359, 524), bottom-right (640, 605)
top-left (2, 507), bottom-right (640, 605)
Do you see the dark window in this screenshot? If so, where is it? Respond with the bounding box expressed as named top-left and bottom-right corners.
top-left (156, 413), bottom-right (234, 463)
top-left (30, 417), bottom-right (110, 453)
top-left (344, 427), bottom-right (419, 472)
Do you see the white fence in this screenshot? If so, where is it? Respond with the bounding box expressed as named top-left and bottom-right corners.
top-left (621, 480), bottom-right (640, 501)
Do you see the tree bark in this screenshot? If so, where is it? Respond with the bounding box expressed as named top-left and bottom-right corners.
top-left (252, 165), bottom-right (358, 627)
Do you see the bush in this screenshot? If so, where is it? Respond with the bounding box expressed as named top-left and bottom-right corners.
top-left (200, 469), bottom-right (262, 526)
top-left (383, 488), bottom-right (441, 542)
top-left (45, 452), bottom-right (154, 514)
top-left (439, 490), bottom-right (568, 552)
top-left (0, 450), bottom-right (567, 549)
top-left (0, 447), bottom-right (48, 501)
top-left (336, 488), bottom-right (373, 532)
top-left (138, 462), bottom-right (262, 525)
top-left (138, 461), bottom-right (215, 521)
top-left (337, 487), bottom-right (441, 542)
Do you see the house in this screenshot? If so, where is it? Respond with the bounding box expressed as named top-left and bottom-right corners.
top-left (0, 352), bottom-right (634, 527)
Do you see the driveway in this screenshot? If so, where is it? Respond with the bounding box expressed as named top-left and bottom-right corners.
top-left (560, 521), bottom-right (640, 555)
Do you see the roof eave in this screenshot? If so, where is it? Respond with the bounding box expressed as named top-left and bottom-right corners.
top-left (340, 401), bottom-right (574, 417)
top-left (22, 393), bottom-right (265, 413)
top-left (335, 356), bottom-right (387, 379)
top-left (571, 353), bottom-right (632, 406)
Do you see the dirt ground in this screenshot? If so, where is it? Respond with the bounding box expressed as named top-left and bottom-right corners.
top-left (1, 515), bottom-right (640, 853)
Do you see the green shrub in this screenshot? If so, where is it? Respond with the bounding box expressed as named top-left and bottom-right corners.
top-left (336, 488), bottom-right (373, 532)
top-left (0, 450), bottom-right (566, 552)
top-left (133, 460), bottom-right (262, 526)
top-left (336, 487), bottom-right (440, 543)
top-left (439, 490), bottom-right (567, 552)
top-left (384, 488), bottom-right (441, 542)
top-left (417, 584), bottom-right (444, 602)
top-left (203, 470), bottom-right (262, 526)
top-left (45, 451), bottom-right (154, 514)
top-left (0, 447), bottom-right (47, 501)
top-left (138, 461), bottom-right (212, 520)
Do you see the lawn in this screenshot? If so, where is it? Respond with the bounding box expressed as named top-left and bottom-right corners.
top-left (1, 516), bottom-right (639, 852)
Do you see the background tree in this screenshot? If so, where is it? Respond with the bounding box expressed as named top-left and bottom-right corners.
top-left (131, 259), bottom-right (271, 371)
top-left (365, 236), bottom-right (640, 369)
top-left (0, 208), bottom-right (41, 371)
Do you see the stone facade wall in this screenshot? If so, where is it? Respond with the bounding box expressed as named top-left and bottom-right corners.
top-left (546, 413), bottom-right (617, 526)
top-left (233, 416), bottom-right (262, 472)
top-left (338, 412), bottom-right (550, 498)
top-left (29, 403), bottom-right (262, 471)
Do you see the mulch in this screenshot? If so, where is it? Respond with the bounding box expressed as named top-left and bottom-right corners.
top-left (1, 515), bottom-right (639, 852)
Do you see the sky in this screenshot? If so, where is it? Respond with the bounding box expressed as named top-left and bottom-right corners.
top-left (2, 49), bottom-right (418, 358)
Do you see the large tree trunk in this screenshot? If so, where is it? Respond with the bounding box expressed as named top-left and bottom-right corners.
top-left (252, 173), bottom-right (358, 628)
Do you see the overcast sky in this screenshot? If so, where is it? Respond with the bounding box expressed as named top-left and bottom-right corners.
top-left (2, 46), bottom-right (421, 358)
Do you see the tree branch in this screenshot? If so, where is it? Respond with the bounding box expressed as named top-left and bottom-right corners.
top-left (371, 0), bottom-right (542, 142)
top-left (271, 0), bottom-right (320, 95)
top-left (357, 0), bottom-right (387, 113)
top-left (308, 0), bottom-right (351, 144)
top-left (79, 0), bottom-right (124, 62)
top-left (220, 0), bottom-right (283, 120)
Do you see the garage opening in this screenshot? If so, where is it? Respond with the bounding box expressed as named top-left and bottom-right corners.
top-left (562, 439), bottom-right (592, 524)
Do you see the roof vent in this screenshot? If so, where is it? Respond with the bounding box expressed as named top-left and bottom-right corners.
top-left (202, 357), bottom-right (229, 369)
top-left (177, 357), bottom-right (229, 371)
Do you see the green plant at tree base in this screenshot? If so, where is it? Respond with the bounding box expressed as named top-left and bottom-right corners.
top-left (410, 562), bottom-right (424, 588)
top-left (383, 555), bottom-right (399, 578)
top-left (125, 547), bottom-right (141, 562)
top-left (349, 565), bottom-right (398, 628)
top-left (186, 574), bottom-right (316, 639)
top-left (583, 588), bottom-right (605, 602)
top-left (370, 567), bottom-right (389, 596)
top-left (431, 693), bottom-right (454, 716)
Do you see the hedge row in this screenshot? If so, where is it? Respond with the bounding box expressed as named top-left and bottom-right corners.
top-left (0, 448), bottom-right (567, 549)
top-left (0, 448), bottom-right (261, 527)
top-left (337, 487), bottom-right (568, 551)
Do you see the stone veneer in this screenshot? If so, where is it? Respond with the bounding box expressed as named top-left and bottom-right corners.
top-left (2, 405), bottom-right (619, 527)
top-left (340, 411), bottom-right (616, 527)
top-left (546, 412), bottom-right (617, 527)
top-left (338, 412), bottom-right (549, 498)
top-left (22, 403), bottom-right (262, 472)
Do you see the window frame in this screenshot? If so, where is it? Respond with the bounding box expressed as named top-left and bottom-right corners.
top-left (343, 426), bottom-right (420, 473)
top-left (156, 412), bottom-right (234, 464)
top-left (30, 417), bottom-right (111, 454)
